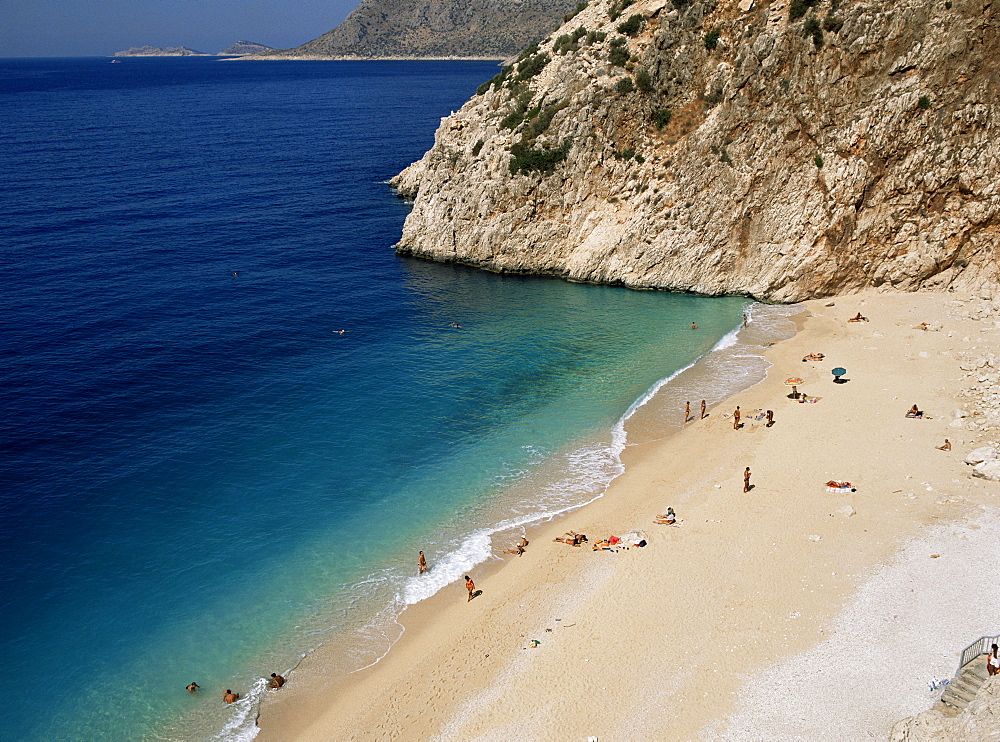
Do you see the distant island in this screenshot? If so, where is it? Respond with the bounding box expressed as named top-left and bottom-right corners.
top-left (113, 41), bottom-right (275, 57)
top-left (244, 0), bottom-right (580, 60)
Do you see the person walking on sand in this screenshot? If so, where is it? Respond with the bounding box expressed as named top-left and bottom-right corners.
top-left (465, 575), bottom-right (476, 601)
top-left (733, 406), bottom-right (741, 430)
top-left (700, 400), bottom-right (706, 420)
top-left (765, 410), bottom-right (774, 427)
top-left (186, 682), bottom-right (200, 693)
top-left (223, 689), bottom-right (239, 704)
top-left (268, 673), bottom-right (285, 688)
top-left (743, 313), bottom-right (748, 328)
top-left (743, 467), bottom-right (751, 493)
top-left (987, 644), bottom-right (1000, 676)
top-left (684, 401), bottom-right (690, 424)
top-left (418, 551), bottom-right (428, 575)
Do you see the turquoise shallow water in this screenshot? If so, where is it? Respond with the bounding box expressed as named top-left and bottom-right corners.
top-left (0, 58), bottom-right (757, 740)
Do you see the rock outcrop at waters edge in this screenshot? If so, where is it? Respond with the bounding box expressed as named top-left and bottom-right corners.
top-left (391, 0), bottom-right (1000, 302)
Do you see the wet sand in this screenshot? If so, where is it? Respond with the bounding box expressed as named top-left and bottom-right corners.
top-left (256, 289), bottom-right (1000, 741)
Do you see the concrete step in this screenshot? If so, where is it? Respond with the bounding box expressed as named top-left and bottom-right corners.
top-left (942, 687), bottom-right (976, 709)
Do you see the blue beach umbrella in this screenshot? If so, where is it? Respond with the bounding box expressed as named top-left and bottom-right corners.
top-left (832, 367), bottom-right (847, 381)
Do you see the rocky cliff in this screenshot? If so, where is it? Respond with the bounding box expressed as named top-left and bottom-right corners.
top-left (253, 0), bottom-right (580, 59)
top-left (391, 0), bottom-right (1000, 301)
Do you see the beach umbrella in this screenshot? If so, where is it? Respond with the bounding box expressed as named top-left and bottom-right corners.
top-left (832, 367), bottom-right (847, 381)
top-left (784, 377), bottom-right (804, 386)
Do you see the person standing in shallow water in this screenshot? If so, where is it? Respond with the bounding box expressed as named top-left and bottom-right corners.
top-left (684, 401), bottom-right (690, 424)
top-left (186, 682), bottom-right (200, 693)
top-left (223, 689), bottom-right (239, 703)
top-left (418, 551), bottom-right (428, 575)
top-left (700, 400), bottom-right (706, 420)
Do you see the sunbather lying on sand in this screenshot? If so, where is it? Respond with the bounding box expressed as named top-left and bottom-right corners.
top-left (802, 352), bottom-right (825, 361)
top-left (848, 313), bottom-right (868, 322)
top-left (825, 480), bottom-right (853, 488)
top-left (554, 532), bottom-right (587, 546)
top-left (913, 322), bottom-right (930, 330)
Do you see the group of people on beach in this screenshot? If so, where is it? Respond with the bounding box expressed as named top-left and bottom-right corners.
top-left (186, 672), bottom-right (285, 703)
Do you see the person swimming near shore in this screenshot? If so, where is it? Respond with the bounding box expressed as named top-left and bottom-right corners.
top-left (186, 682), bottom-right (200, 693)
top-left (450, 322), bottom-right (462, 329)
top-left (223, 689), bottom-right (240, 704)
top-left (690, 322), bottom-right (698, 329)
top-left (268, 673), bottom-right (285, 688)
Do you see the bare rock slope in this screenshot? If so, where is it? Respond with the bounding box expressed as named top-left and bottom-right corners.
top-left (256, 0), bottom-right (579, 59)
top-left (392, 0), bottom-right (1000, 301)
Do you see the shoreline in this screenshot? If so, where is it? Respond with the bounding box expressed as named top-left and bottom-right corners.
top-left (256, 289), bottom-right (999, 741)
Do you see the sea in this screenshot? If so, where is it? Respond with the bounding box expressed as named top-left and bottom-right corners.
top-left (0, 57), bottom-right (797, 741)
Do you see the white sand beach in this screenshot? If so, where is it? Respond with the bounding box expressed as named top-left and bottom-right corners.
top-left (256, 289), bottom-right (1000, 741)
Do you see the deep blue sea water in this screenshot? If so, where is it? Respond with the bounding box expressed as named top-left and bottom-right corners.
top-left (0, 58), bottom-right (762, 740)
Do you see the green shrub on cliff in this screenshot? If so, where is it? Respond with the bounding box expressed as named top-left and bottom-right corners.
top-left (476, 66), bottom-right (511, 95)
top-left (500, 89), bottom-right (534, 130)
top-left (509, 138), bottom-right (573, 175)
top-left (526, 99), bottom-right (570, 139)
top-left (608, 37), bottom-right (629, 67)
top-left (635, 68), bottom-right (653, 93)
top-left (617, 14), bottom-right (644, 36)
top-left (789, 0), bottom-right (820, 21)
top-left (615, 76), bottom-right (635, 94)
top-left (516, 52), bottom-right (551, 81)
top-left (554, 26), bottom-right (588, 54)
top-left (608, 0), bottom-right (635, 22)
top-left (804, 15), bottom-right (823, 47)
top-left (918, 95), bottom-right (931, 109)
top-left (703, 30), bottom-right (720, 50)
top-left (652, 108), bottom-right (672, 129)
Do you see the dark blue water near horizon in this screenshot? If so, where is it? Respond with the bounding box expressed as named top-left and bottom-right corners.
top-left (0, 58), bottom-right (750, 740)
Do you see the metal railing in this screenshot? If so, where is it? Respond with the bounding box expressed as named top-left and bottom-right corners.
top-left (959, 634), bottom-right (1000, 671)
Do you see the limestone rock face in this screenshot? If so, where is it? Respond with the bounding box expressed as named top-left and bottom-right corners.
top-left (964, 446), bottom-right (998, 465)
top-left (890, 676), bottom-right (1000, 741)
top-left (392, 0), bottom-right (1000, 301)
top-left (972, 459), bottom-right (1000, 480)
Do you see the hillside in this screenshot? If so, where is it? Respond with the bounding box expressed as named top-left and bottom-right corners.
top-left (391, 0), bottom-right (999, 301)
top-left (250, 0), bottom-right (581, 59)
top-left (114, 46), bottom-right (211, 57)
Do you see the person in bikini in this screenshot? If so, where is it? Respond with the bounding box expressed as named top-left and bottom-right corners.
top-left (418, 551), bottom-right (428, 575)
top-left (465, 575), bottom-right (476, 601)
top-left (987, 644), bottom-right (1000, 676)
